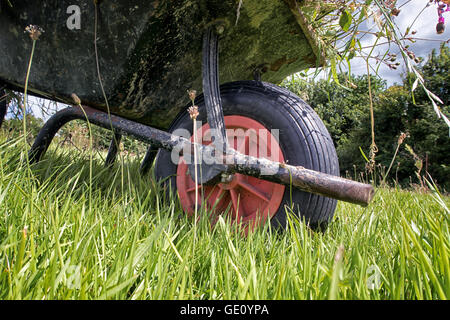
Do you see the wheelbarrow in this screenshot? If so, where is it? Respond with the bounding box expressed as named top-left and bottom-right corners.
top-left (0, 0), bottom-right (375, 231)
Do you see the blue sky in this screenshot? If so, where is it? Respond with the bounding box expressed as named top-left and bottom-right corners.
top-left (359, 0), bottom-right (450, 85)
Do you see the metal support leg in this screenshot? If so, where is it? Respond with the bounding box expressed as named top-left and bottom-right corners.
top-left (253, 69), bottom-right (262, 82)
top-left (104, 132), bottom-right (122, 167)
top-left (29, 105), bottom-right (194, 165)
top-left (29, 107), bottom-right (84, 163)
top-left (140, 144), bottom-right (158, 175)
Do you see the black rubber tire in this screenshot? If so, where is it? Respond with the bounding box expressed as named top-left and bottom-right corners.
top-left (155, 81), bottom-right (339, 230)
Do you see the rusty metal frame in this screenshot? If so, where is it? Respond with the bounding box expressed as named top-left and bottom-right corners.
top-left (139, 144), bottom-right (158, 175)
top-left (104, 132), bottom-right (122, 167)
top-left (29, 104), bottom-right (374, 206)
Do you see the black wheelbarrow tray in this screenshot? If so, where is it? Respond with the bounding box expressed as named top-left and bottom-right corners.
top-left (0, 0), bottom-right (374, 231)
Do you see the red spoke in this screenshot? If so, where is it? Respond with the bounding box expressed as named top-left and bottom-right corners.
top-left (237, 179), bottom-right (270, 203)
top-left (186, 185), bottom-right (202, 193)
top-left (209, 186), bottom-right (225, 208)
top-left (203, 187), bottom-right (225, 217)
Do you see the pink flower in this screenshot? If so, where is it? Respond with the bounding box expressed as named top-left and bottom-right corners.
top-left (434, 1), bottom-right (450, 34)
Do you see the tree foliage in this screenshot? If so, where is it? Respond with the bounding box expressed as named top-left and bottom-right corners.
top-left (283, 44), bottom-right (450, 190)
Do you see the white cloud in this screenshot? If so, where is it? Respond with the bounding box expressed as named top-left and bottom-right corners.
top-left (306, 0), bottom-right (450, 86)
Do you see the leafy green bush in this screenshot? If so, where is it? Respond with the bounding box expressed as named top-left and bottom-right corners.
top-left (283, 44), bottom-right (450, 190)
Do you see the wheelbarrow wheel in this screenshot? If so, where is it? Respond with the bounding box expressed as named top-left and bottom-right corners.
top-left (155, 81), bottom-right (339, 231)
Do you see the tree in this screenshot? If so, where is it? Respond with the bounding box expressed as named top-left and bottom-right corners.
top-left (283, 44), bottom-right (450, 190)
top-left (283, 74), bottom-right (386, 147)
top-left (402, 44), bottom-right (450, 190)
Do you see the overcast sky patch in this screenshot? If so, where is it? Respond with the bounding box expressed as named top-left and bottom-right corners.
top-left (308, 0), bottom-right (450, 86)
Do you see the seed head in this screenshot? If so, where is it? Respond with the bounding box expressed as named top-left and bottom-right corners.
top-left (71, 93), bottom-right (82, 106)
top-left (347, 81), bottom-right (357, 89)
top-left (436, 22), bottom-right (445, 34)
top-left (389, 64), bottom-right (397, 70)
top-left (188, 105), bottom-right (199, 120)
top-left (25, 25), bottom-right (44, 41)
top-left (390, 8), bottom-right (401, 16)
top-left (398, 132), bottom-right (407, 145)
top-left (187, 89), bottom-right (197, 103)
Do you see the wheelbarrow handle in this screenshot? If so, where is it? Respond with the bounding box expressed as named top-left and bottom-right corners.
top-left (224, 151), bottom-right (375, 206)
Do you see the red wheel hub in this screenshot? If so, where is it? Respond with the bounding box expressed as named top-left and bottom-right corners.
top-left (176, 116), bottom-right (285, 233)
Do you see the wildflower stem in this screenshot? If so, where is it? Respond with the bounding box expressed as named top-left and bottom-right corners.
top-left (382, 136), bottom-right (404, 186)
top-left (23, 39), bottom-right (36, 153)
top-left (93, 1), bottom-right (120, 154)
top-left (72, 94), bottom-right (94, 212)
top-left (365, 35), bottom-right (380, 174)
top-left (187, 90), bottom-right (199, 243)
top-left (193, 117), bottom-right (198, 231)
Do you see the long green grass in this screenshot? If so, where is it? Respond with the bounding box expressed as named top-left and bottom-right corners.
top-left (0, 135), bottom-right (448, 300)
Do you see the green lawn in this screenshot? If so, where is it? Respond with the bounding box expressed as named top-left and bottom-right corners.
top-left (0, 135), bottom-right (448, 300)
